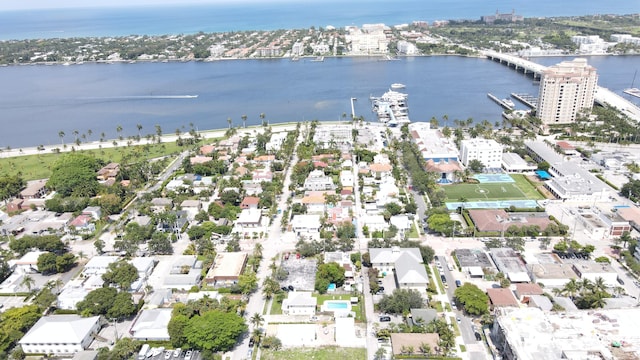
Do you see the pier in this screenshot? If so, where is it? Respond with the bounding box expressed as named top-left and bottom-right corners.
top-left (487, 93), bottom-right (514, 111)
top-left (511, 93), bottom-right (538, 109)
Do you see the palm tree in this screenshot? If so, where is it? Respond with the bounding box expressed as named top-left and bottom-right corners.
top-left (250, 328), bottom-right (262, 346)
top-left (58, 131), bottom-right (65, 146)
top-left (136, 123), bottom-right (143, 137)
top-left (241, 114), bottom-right (248, 128)
top-left (227, 117), bottom-right (232, 129)
top-left (592, 277), bottom-right (607, 294)
top-left (590, 293), bottom-right (607, 308)
top-left (563, 278), bottom-right (580, 299)
top-left (77, 251), bottom-right (86, 261)
top-left (250, 313), bottom-right (264, 329)
top-left (262, 278), bottom-right (279, 299)
top-left (419, 342), bottom-right (431, 356)
top-left (253, 243), bottom-right (263, 259)
top-left (21, 275), bottom-right (35, 292)
top-left (259, 112), bottom-right (266, 126)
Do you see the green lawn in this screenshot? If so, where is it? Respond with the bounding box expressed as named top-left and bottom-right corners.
top-left (407, 223), bottom-right (420, 238)
top-left (0, 141), bottom-right (185, 181)
top-left (442, 178), bottom-right (543, 202)
top-left (261, 347), bottom-right (366, 360)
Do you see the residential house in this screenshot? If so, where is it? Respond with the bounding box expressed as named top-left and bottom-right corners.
top-left (487, 288), bottom-right (519, 309)
top-left (162, 256), bottom-right (203, 290)
top-left (395, 253), bottom-right (430, 291)
top-left (235, 209), bottom-right (263, 233)
top-left (301, 193), bottom-right (326, 214)
top-left (82, 256), bottom-right (119, 276)
top-left (19, 315), bottom-right (101, 355)
top-left (156, 211), bottom-right (188, 233)
top-left (96, 163), bottom-right (120, 181)
top-left (130, 308), bottom-right (172, 341)
top-left (408, 308), bottom-right (438, 327)
top-left (370, 247), bottom-right (427, 291)
top-left (303, 169), bottom-right (335, 191)
top-left (361, 214), bottom-right (389, 232)
top-left (190, 155), bottom-right (212, 165)
top-left (68, 215), bottom-right (95, 234)
top-left (180, 199), bottom-right (202, 220)
top-left (252, 169), bottom-right (273, 182)
top-left (281, 291), bottom-right (317, 315)
top-left (8, 250), bottom-right (47, 274)
top-left (340, 170), bottom-right (355, 187)
top-left (20, 179), bottom-right (48, 199)
top-left (291, 214), bottom-right (322, 239)
top-left (150, 198), bottom-right (173, 213)
top-left (240, 196), bottom-right (261, 210)
top-left (81, 206), bottom-right (102, 220)
top-left (204, 252), bottom-right (248, 287)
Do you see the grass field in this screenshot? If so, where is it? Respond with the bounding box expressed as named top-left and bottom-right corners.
top-left (0, 142), bottom-right (184, 181)
top-left (261, 347), bottom-right (366, 360)
top-left (443, 175), bottom-right (543, 202)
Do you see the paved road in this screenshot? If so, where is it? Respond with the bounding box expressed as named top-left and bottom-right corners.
top-left (229, 130), bottom-right (303, 360)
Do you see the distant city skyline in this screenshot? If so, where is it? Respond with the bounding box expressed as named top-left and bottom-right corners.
top-left (0, 0), bottom-right (299, 11)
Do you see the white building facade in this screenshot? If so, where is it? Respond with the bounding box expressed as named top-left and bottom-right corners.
top-left (460, 138), bottom-right (503, 169)
top-left (536, 58), bottom-right (598, 129)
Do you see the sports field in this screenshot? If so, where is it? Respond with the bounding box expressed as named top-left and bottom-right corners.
top-left (443, 174), bottom-right (543, 201)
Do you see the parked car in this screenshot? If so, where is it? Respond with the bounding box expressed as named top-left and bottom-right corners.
top-left (184, 351), bottom-right (193, 360)
top-left (164, 351), bottom-right (172, 359)
top-left (379, 316), bottom-right (391, 322)
top-left (617, 277), bottom-right (625, 285)
top-left (455, 280), bottom-right (462, 287)
top-left (475, 332), bottom-right (482, 341)
top-left (440, 275), bottom-right (447, 283)
top-left (281, 287), bottom-right (289, 292)
top-left (288, 285), bottom-right (295, 291)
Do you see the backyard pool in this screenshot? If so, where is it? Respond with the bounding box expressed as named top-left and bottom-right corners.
top-left (321, 300), bottom-right (352, 313)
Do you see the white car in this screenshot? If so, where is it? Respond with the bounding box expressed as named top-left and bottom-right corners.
top-left (184, 350), bottom-right (193, 360)
top-left (172, 349), bottom-right (181, 358)
top-left (164, 351), bottom-right (172, 359)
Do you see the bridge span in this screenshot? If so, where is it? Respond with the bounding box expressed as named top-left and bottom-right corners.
top-left (482, 50), bottom-right (640, 122)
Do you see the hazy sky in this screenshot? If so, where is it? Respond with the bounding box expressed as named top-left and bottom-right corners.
top-left (0, 0), bottom-right (281, 11)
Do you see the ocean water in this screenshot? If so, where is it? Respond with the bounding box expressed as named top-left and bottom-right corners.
top-left (0, 55), bottom-right (637, 148)
top-left (0, 0), bottom-right (638, 40)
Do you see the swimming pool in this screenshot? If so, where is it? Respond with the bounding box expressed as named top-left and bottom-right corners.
top-left (321, 300), bottom-right (352, 313)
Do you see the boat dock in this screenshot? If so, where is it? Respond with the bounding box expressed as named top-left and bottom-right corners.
top-left (511, 93), bottom-right (538, 109)
top-left (487, 93), bottom-right (514, 111)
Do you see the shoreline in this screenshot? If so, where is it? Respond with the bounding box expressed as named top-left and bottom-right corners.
top-left (1, 52), bottom-right (634, 68)
top-left (0, 121), bottom-right (348, 160)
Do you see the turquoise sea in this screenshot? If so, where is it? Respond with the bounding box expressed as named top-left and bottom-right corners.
top-left (0, 0), bottom-right (638, 40)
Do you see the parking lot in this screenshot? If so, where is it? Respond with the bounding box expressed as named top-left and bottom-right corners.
top-left (143, 349), bottom-right (201, 360)
top-left (280, 257), bottom-right (317, 291)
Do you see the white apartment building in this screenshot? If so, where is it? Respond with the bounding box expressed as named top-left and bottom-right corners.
top-left (346, 24), bottom-right (389, 54)
top-left (397, 40), bottom-right (418, 55)
top-left (536, 58), bottom-right (598, 129)
top-left (460, 138), bottom-right (503, 169)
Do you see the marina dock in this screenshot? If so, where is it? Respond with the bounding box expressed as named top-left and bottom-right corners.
top-left (511, 93), bottom-right (538, 109)
top-left (487, 93), bottom-right (514, 111)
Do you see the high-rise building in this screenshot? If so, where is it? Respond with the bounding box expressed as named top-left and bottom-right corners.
top-left (536, 58), bottom-right (598, 130)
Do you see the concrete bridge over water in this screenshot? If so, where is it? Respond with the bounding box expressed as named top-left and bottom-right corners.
top-left (482, 50), bottom-right (640, 122)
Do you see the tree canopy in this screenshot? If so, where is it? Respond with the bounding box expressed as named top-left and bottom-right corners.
top-left (47, 153), bottom-right (101, 197)
top-left (377, 289), bottom-right (424, 315)
top-left (102, 261), bottom-right (140, 291)
top-left (0, 174), bottom-right (24, 203)
top-left (315, 262), bottom-right (345, 294)
top-left (184, 310), bottom-right (247, 352)
top-left (454, 283), bottom-right (489, 315)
